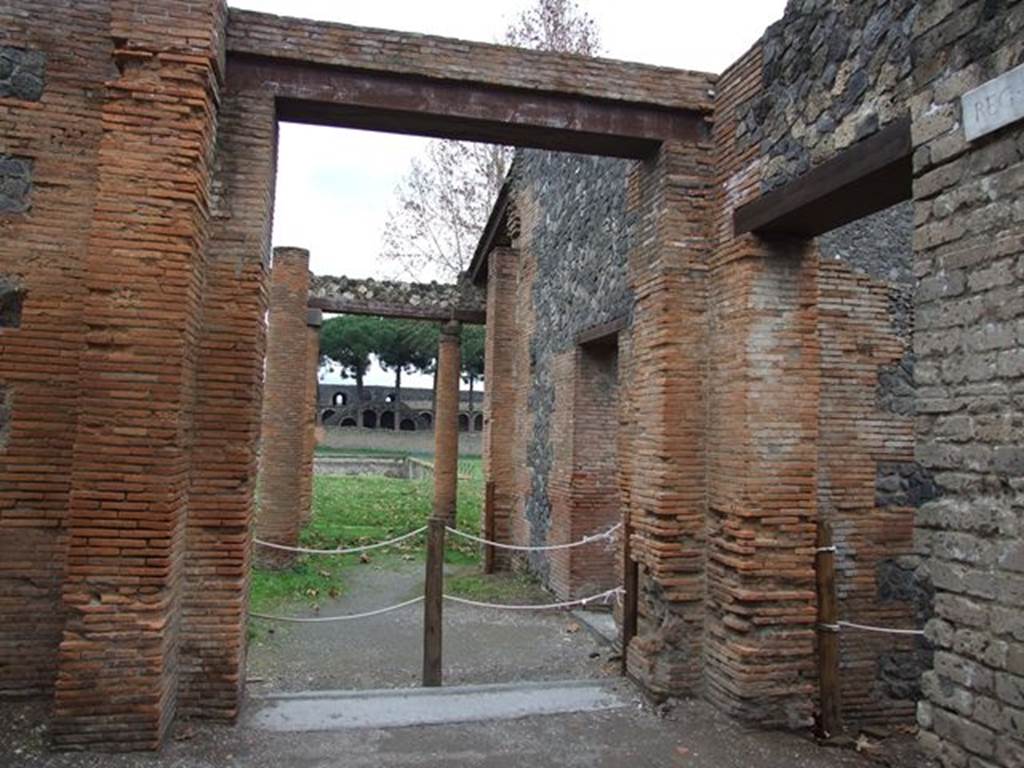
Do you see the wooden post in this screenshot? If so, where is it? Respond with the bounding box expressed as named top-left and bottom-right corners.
top-left (621, 517), bottom-right (639, 676)
top-left (815, 517), bottom-right (841, 738)
top-left (422, 516), bottom-right (445, 687)
top-left (483, 480), bottom-right (496, 574)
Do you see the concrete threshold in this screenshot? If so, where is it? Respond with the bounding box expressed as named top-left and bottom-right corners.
top-left (246, 679), bottom-right (627, 732)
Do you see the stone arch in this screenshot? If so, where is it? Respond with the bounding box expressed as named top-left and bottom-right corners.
top-left (362, 410), bottom-right (377, 429)
top-left (473, 413), bottom-right (483, 431)
top-left (321, 408), bottom-right (336, 423)
top-left (417, 411), bottom-right (433, 430)
top-left (380, 410), bottom-right (395, 430)
top-left (340, 417), bottom-right (357, 427)
top-left (332, 391), bottom-right (347, 406)
top-left (458, 413), bottom-right (470, 432)
top-left (399, 417), bottom-right (416, 431)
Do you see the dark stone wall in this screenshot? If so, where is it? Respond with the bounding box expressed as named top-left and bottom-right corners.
top-left (511, 149), bottom-right (635, 560)
top-left (738, 0), bottom-right (917, 192)
top-left (910, 2), bottom-right (1024, 764)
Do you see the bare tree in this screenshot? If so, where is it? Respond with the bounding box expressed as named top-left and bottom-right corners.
top-left (379, 0), bottom-right (601, 283)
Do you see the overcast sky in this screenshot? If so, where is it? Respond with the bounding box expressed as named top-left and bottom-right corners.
top-left (226, 0), bottom-right (788, 386)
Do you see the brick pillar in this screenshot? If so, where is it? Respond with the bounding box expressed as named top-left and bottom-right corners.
top-left (53, 1), bottom-right (226, 751)
top-left (624, 139), bottom-right (711, 696)
top-left (703, 44), bottom-right (820, 727)
top-left (298, 309), bottom-right (322, 526)
top-left (482, 247), bottom-right (518, 567)
top-left (178, 84), bottom-right (276, 722)
top-left (255, 248), bottom-right (312, 568)
top-left (433, 321), bottom-right (461, 526)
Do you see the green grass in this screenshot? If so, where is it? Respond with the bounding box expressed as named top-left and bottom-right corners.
top-left (250, 460), bottom-right (484, 613)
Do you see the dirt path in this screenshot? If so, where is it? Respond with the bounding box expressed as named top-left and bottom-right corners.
top-left (246, 558), bottom-right (617, 692)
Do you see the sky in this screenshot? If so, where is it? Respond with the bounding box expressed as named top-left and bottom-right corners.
top-left (226, 0), bottom-right (789, 386)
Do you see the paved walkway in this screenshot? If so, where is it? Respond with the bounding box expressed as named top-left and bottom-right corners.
top-left (2, 692), bottom-right (889, 768)
top-left (0, 560), bottom-right (931, 766)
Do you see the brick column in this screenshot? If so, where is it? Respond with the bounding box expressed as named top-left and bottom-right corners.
top-left (482, 248), bottom-right (518, 567)
top-left (255, 247), bottom-right (312, 568)
top-left (298, 308), bottom-right (322, 525)
top-left (53, 1), bottom-right (226, 751)
top-left (433, 321), bottom-right (461, 526)
top-left (179, 84), bottom-right (276, 722)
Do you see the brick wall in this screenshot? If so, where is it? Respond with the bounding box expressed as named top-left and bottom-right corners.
top-left (910, 2), bottom-right (1024, 766)
top-left (0, 0), bottom-right (107, 699)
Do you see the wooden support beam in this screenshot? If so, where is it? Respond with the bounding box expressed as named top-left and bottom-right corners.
top-left (422, 516), bottom-right (445, 687)
top-left (815, 518), bottom-right (841, 738)
top-left (733, 118), bottom-right (912, 238)
top-left (576, 316), bottom-right (628, 347)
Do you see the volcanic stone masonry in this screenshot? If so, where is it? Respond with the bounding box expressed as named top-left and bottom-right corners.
top-left (0, 0), bottom-right (1021, 763)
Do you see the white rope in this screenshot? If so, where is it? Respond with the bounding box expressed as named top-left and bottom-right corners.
top-left (820, 621), bottom-right (925, 637)
top-left (443, 587), bottom-right (622, 611)
top-left (253, 526), bottom-right (428, 555)
top-left (445, 522), bottom-right (622, 552)
top-left (250, 596), bottom-right (424, 623)
top-left (838, 620), bottom-right (925, 637)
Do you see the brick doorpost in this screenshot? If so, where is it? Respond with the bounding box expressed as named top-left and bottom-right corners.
top-left (255, 247), bottom-right (312, 568)
top-left (179, 84), bottom-right (276, 722)
top-left (53, 1), bottom-right (227, 751)
top-left (482, 247), bottom-right (518, 567)
top-left (623, 139), bottom-right (711, 696)
top-left (298, 308), bottom-right (322, 525)
top-left (433, 321), bottom-right (461, 526)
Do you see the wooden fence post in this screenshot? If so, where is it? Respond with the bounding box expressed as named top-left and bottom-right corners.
top-left (483, 481), bottom-right (496, 574)
top-left (422, 516), bottom-right (445, 687)
top-left (621, 518), bottom-right (638, 676)
top-left (815, 517), bottom-right (841, 737)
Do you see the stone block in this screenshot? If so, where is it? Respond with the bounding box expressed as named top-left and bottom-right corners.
top-left (0, 155), bottom-right (32, 213)
top-left (0, 46), bottom-right (45, 101)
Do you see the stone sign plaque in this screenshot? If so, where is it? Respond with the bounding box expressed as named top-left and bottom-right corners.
top-left (962, 62), bottom-right (1024, 142)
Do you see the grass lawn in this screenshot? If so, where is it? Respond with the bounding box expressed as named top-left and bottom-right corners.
top-left (250, 455), bottom-right (487, 613)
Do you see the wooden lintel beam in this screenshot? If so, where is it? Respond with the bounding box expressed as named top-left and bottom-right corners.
top-left (733, 117), bottom-right (912, 239)
top-left (576, 316), bottom-right (628, 346)
top-left (227, 54), bottom-right (707, 159)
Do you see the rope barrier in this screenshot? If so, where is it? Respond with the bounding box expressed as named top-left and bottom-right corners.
top-left (253, 526), bottom-right (428, 555)
top-left (443, 587), bottom-right (622, 611)
top-left (250, 596), bottom-right (425, 624)
top-left (819, 621), bottom-right (925, 637)
top-left (445, 522), bottom-right (621, 552)
top-left (249, 588), bottom-right (623, 623)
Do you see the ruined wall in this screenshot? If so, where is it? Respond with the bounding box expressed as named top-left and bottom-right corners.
top-left (910, 2), bottom-right (1024, 766)
top-left (816, 206), bottom-right (926, 726)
